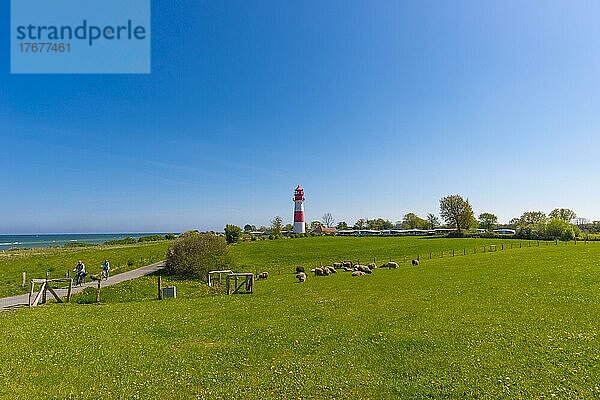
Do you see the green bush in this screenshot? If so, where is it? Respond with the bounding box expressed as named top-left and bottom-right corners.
top-left (137, 235), bottom-right (165, 243)
top-left (165, 233), bottom-right (233, 280)
top-left (516, 218), bottom-right (579, 241)
top-left (103, 237), bottom-right (137, 245)
top-left (63, 242), bottom-right (97, 248)
top-left (224, 224), bottom-right (242, 244)
top-left (165, 233), bottom-right (177, 240)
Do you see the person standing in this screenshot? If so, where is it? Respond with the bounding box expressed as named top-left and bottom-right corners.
top-left (101, 259), bottom-right (110, 280)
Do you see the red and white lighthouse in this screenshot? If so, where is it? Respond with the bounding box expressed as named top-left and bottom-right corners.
top-left (293, 186), bottom-right (306, 234)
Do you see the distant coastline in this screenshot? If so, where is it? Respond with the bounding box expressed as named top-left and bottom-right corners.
top-left (0, 233), bottom-right (168, 251)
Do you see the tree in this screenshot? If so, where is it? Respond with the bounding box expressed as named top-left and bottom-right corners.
top-left (165, 232), bottom-right (233, 279)
top-left (573, 217), bottom-right (589, 227)
top-left (336, 221), bottom-right (349, 230)
top-left (508, 217), bottom-right (520, 228)
top-left (439, 195), bottom-right (476, 234)
top-left (354, 218), bottom-right (367, 229)
top-left (224, 224), bottom-right (241, 244)
top-left (401, 213), bottom-right (428, 229)
top-left (546, 218), bottom-right (576, 241)
top-left (243, 224), bottom-right (256, 232)
top-left (310, 220), bottom-right (322, 232)
top-left (549, 208), bottom-right (576, 223)
top-left (367, 218), bottom-right (394, 230)
top-left (322, 212), bottom-right (335, 228)
top-left (271, 216), bottom-right (283, 237)
top-left (518, 211), bottom-right (546, 226)
top-left (426, 213), bottom-right (440, 230)
top-left (478, 213), bottom-right (498, 231)
top-left (283, 223), bottom-right (293, 231)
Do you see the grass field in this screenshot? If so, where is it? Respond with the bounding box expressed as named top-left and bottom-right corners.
top-left (230, 236), bottom-right (553, 274)
top-left (0, 241), bottom-right (171, 297)
top-left (1, 237), bottom-right (599, 399)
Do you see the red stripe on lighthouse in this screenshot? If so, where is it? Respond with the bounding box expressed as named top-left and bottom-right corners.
top-left (294, 211), bottom-right (305, 222)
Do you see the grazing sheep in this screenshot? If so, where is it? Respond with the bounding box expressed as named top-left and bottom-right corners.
top-left (333, 262), bottom-right (342, 269)
top-left (326, 266), bottom-right (336, 274)
top-left (355, 265), bottom-right (372, 274)
top-left (352, 271), bottom-right (365, 277)
top-left (322, 268), bottom-right (331, 276)
top-left (296, 272), bottom-right (307, 282)
top-left (367, 263), bottom-right (377, 269)
top-left (314, 267), bottom-right (324, 276)
top-left (296, 266), bottom-right (305, 274)
top-left (257, 272), bottom-right (269, 280)
top-left (343, 267), bottom-right (353, 272)
top-left (343, 261), bottom-right (353, 269)
top-left (411, 259), bottom-right (419, 266)
top-left (386, 261), bottom-right (399, 269)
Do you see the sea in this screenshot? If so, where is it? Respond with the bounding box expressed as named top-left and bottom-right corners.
top-left (0, 233), bottom-right (168, 251)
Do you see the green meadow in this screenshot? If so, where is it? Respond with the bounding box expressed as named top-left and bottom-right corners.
top-left (0, 241), bottom-right (170, 297)
top-left (1, 237), bottom-right (599, 399)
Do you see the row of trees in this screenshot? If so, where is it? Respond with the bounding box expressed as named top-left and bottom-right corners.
top-left (225, 195), bottom-right (587, 244)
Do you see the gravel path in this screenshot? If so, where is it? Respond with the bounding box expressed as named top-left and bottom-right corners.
top-left (0, 261), bottom-right (164, 310)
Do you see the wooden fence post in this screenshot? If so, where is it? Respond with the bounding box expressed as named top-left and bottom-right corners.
top-left (66, 278), bottom-right (73, 302)
top-left (29, 280), bottom-right (34, 306)
top-left (96, 279), bottom-right (101, 303)
top-left (21, 272), bottom-right (26, 288)
top-left (158, 276), bottom-right (163, 300)
top-left (42, 271), bottom-right (49, 304)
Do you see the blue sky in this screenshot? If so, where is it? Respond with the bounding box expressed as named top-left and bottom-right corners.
top-left (1, 1), bottom-right (600, 233)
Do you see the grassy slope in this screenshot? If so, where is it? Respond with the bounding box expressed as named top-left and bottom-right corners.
top-left (0, 242), bottom-right (170, 297)
top-left (1, 239), bottom-right (599, 399)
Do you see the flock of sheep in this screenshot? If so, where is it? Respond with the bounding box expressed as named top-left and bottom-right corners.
top-left (294, 258), bottom-right (419, 282)
top-left (255, 258), bottom-right (421, 283)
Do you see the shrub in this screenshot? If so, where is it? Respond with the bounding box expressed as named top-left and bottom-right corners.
top-left (165, 233), bottom-right (233, 280)
top-left (447, 231), bottom-right (465, 238)
top-left (63, 242), bottom-right (97, 248)
top-left (224, 224), bottom-right (242, 244)
top-left (103, 237), bottom-right (137, 245)
top-left (138, 235), bottom-right (165, 243)
top-left (561, 227), bottom-right (575, 241)
top-left (165, 233), bottom-right (177, 240)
